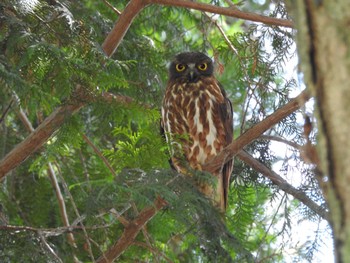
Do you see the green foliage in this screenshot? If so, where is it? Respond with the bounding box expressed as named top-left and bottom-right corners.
top-left (0, 0), bottom-right (329, 262)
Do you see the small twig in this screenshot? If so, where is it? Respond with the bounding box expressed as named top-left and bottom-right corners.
top-left (102, 0), bottom-right (122, 15)
top-left (0, 99), bottom-right (14, 124)
top-left (39, 233), bottom-right (64, 263)
top-left (82, 133), bottom-right (117, 176)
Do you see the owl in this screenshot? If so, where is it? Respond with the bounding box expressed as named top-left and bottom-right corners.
top-left (161, 52), bottom-right (234, 212)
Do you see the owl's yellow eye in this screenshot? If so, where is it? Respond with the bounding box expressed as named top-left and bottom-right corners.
top-left (198, 63), bottom-right (207, 71)
top-left (175, 64), bottom-right (186, 72)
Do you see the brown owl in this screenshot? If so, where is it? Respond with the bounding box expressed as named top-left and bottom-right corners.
top-left (161, 52), bottom-right (233, 212)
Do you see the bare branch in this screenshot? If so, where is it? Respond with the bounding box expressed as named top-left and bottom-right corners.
top-left (237, 150), bottom-right (329, 221)
top-left (203, 89), bottom-right (311, 173)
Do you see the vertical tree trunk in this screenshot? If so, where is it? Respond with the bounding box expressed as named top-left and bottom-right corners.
top-left (289, 1), bottom-right (350, 262)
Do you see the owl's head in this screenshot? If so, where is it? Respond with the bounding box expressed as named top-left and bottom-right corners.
top-left (168, 52), bottom-right (214, 83)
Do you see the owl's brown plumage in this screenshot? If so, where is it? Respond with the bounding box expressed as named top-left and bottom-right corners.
top-left (161, 52), bottom-right (233, 211)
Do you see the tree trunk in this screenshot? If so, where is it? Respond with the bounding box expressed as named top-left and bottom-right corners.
top-left (289, 1), bottom-right (350, 262)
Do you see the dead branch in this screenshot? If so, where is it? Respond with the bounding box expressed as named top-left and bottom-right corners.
top-left (96, 196), bottom-right (167, 263)
top-left (203, 89), bottom-right (311, 173)
top-left (237, 150), bottom-right (329, 221)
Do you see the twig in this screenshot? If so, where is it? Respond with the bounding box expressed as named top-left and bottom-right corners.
top-left (39, 233), bottom-right (64, 263)
top-left (102, 0), bottom-right (122, 15)
top-left (237, 150), bottom-right (329, 220)
top-left (82, 134), bottom-right (117, 176)
top-left (47, 163), bottom-right (77, 248)
top-left (0, 99), bottom-right (14, 124)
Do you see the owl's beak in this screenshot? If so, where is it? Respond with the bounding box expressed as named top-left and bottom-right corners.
top-left (187, 64), bottom-right (198, 82)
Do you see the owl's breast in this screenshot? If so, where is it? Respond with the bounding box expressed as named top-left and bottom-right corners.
top-left (162, 78), bottom-right (228, 171)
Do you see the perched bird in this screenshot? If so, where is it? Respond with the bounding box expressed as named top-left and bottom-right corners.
top-left (161, 52), bottom-right (234, 212)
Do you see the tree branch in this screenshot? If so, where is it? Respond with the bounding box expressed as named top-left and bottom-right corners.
top-left (148, 0), bottom-right (293, 28)
top-left (102, 0), bottom-right (148, 56)
top-left (237, 150), bottom-right (329, 221)
top-left (203, 89), bottom-right (311, 173)
top-left (96, 196), bottom-right (167, 263)
top-left (102, 0), bottom-right (293, 57)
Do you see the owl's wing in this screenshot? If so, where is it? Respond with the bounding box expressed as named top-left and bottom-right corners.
top-left (160, 118), bottom-right (177, 170)
top-left (219, 84), bottom-right (234, 210)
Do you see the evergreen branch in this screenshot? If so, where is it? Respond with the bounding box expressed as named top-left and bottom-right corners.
top-left (96, 196), bottom-right (168, 263)
top-left (237, 150), bottom-right (329, 221)
top-left (0, 89), bottom-right (134, 179)
top-left (203, 89), bottom-right (311, 173)
top-left (102, 0), bottom-right (293, 57)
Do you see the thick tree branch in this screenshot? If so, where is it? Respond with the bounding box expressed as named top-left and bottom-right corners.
top-left (96, 196), bottom-right (167, 263)
top-left (237, 150), bottom-right (329, 220)
top-left (102, 0), bottom-right (148, 56)
top-left (203, 89), bottom-right (311, 173)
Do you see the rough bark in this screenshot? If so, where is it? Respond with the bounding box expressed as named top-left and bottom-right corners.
top-left (288, 1), bottom-right (350, 262)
